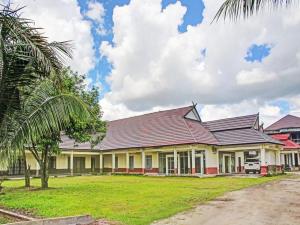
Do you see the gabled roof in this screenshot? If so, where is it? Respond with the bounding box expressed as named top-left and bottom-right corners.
top-left (213, 128), bottom-right (282, 146)
top-left (265, 115), bottom-right (300, 131)
top-left (202, 114), bottom-right (258, 132)
top-left (99, 106), bottom-right (218, 150)
top-left (271, 134), bottom-right (300, 150)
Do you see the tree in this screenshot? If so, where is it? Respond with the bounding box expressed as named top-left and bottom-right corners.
top-left (214, 0), bottom-right (296, 21)
top-left (2, 79), bottom-right (91, 188)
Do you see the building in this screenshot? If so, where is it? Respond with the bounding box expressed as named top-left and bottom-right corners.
top-left (265, 115), bottom-right (300, 171)
top-left (0, 105), bottom-right (283, 176)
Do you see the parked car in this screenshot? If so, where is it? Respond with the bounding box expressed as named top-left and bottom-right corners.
top-left (244, 158), bottom-right (260, 174)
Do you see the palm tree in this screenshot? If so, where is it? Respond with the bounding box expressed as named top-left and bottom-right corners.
top-left (214, 0), bottom-right (296, 21)
top-left (1, 79), bottom-right (91, 188)
top-left (0, 5), bottom-right (72, 125)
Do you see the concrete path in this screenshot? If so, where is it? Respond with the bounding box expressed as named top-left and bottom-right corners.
top-left (152, 176), bottom-right (300, 225)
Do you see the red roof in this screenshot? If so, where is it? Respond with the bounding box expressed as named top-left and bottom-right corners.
top-left (100, 106), bottom-right (218, 150)
top-left (271, 134), bottom-right (300, 150)
top-left (266, 115), bottom-right (300, 131)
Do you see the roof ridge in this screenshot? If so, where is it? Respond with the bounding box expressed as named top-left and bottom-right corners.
top-left (108, 105), bottom-right (193, 122)
top-left (183, 118), bottom-right (198, 143)
top-left (203, 113), bottom-right (258, 123)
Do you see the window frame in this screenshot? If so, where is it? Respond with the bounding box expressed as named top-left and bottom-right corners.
top-left (145, 155), bottom-right (152, 169)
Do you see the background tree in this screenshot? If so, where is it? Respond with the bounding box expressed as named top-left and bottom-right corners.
top-left (214, 0), bottom-right (296, 21)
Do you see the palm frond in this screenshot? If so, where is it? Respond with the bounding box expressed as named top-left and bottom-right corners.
top-left (0, 80), bottom-right (91, 159)
top-left (213, 0), bottom-right (295, 21)
top-left (0, 5), bottom-right (72, 124)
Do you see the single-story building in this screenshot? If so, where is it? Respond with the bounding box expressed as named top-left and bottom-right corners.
top-left (1, 105), bottom-right (283, 176)
top-left (265, 114), bottom-right (300, 171)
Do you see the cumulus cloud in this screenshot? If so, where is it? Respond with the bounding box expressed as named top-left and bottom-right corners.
top-left (236, 68), bottom-right (277, 85)
top-left (4, 0), bottom-right (95, 74)
top-left (99, 0), bottom-right (300, 124)
top-left (86, 0), bottom-right (105, 24)
top-left (85, 0), bottom-right (107, 36)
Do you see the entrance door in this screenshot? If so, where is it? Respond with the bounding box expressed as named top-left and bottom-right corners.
top-left (74, 157), bottom-right (85, 173)
top-left (195, 156), bottom-right (203, 174)
top-left (222, 154), bottom-right (231, 173)
top-left (166, 155), bottom-right (174, 175)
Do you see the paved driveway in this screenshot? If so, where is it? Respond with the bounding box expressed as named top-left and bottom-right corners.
top-left (152, 176), bottom-right (300, 225)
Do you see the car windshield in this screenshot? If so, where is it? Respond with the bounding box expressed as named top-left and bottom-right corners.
top-left (245, 159), bottom-right (259, 162)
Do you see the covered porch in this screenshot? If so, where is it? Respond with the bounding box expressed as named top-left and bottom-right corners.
top-left (100, 146), bottom-right (211, 176)
top-left (281, 150), bottom-right (300, 171)
top-left (217, 144), bottom-right (282, 175)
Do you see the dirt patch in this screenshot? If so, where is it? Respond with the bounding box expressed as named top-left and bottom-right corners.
top-left (152, 176), bottom-right (300, 225)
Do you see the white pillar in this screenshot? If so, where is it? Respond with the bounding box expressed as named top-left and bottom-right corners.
top-left (99, 153), bottom-right (103, 173)
top-left (112, 153), bottom-right (115, 172)
top-left (276, 151), bottom-right (281, 165)
top-left (36, 161), bottom-right (40, 176)
top-left (292, 152), bottom-right (295, 167)
top-left (126, 152), bottom-right (129, 173)
top-left (174, 150), bottom-right (177, 174)
top-left (192, 149), bottom-right (195, 174)
top-left (141, 150), bottom-right (145, 173)
top-left (187, 151), bottom-right (191, 174)
top-left (260, 148), bottom-right (267, 175)
top-left (70, 151), bottom-right (74, 176)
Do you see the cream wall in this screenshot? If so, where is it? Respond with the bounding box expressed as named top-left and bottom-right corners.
top-left (266, 150), bottom-right (276, 165)
top-left (205, 148), bottom-right (218, 168)
top-left (56, 155), bottom-right (68, 169)
top-left (26, 153), bottom-right (38, 170)
top-left (103, 154), bottom-right (112, 168)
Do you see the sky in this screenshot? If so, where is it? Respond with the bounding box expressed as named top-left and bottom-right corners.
top-left (2, 0), bottom-right (300, 126)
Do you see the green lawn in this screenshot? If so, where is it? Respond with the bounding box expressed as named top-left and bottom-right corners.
top-left (0, 175), bottom-right (283, 225)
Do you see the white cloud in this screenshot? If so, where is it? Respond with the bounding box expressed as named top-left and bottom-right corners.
top-left (86, 1), bottom-right (107, 36)
top-left (236, 68), bottom-right (277, 85)
top-left (199, 100), bottom-right (283, 127)
top-left (86, 1), bottom-right (105, 24)
top-left (5, 0), bottom-right (95, 75)
top-left (100, 0), bottom-right (300, 122)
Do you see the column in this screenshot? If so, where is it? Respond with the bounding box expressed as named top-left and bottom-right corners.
top-left (275, 151), bottom-right (281, 172)
top-left (260, 148), bottom-right (267, 175)
top-left (141, 150), bottom-right (145, 174)
top-left (187, 151), bottom-right (191, 174)
top-left (99, 153), bottom-right (103, 173)
top-left (70, 151), bottom-right (74, 176)
top-left (126, 152), bottom-right (129, 173)
top-left (292, 152), bottom-right (295, 168)
top-left (174, 150), bottom-right (177, 174)
top-left (36, 161), bottom-right (40, 177)
top-left (191, 149), bottom-right (196, 174)
top-left (112, 153), bottom-right (115, 173)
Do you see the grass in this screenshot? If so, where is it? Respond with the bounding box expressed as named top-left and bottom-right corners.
top-left (0, 215), bottom-right (14, 224)
top-left (0, 175), bottom-right (284, 225)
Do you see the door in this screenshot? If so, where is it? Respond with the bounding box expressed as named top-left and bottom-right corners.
top-left (195, 156), bottom-right (203, 174)
top-left (166, 155), bottom-right (174, 175)
top-left (222, 154), bottom-right (231, 173)
top-left (74, 157), bottom-right (85, 173)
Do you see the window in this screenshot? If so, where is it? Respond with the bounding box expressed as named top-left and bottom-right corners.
top-left (49, 157), bottom-right (56, 169)
top-left (145, 155), bottom-right (152, 169)
top-left (129, 156), bottom-right (134, 169)
top-left (115, 156), bottom-right (119, 169)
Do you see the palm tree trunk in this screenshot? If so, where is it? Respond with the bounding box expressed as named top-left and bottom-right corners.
top-left (40, 146), bottom-right (49, 189)
top-left (22, 149), bottom-right (30, 188)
